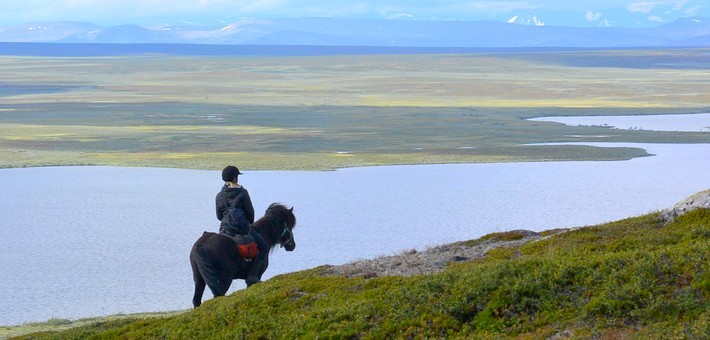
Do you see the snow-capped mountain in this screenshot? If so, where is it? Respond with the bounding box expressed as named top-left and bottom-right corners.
top-left (0, 22), bottom-right (101, 42)
top-left (1, 17), bottom-right (708, 48)
top-left (507, 15), bottom-right (545, 26)
top-left (503, 0), bottom-right (709, 28)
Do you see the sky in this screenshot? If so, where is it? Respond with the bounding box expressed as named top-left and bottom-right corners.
top-left (0, 0), bottom-right (707, 27)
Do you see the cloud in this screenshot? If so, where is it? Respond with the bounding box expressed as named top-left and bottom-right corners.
top-left (672, 0), bottom-right (689, 10)
top-left (625, 0), bottom-right (708, 19)
top-left (8, 1), bottom-right (541, 23)
top-left (627, 1), bottom-right (661, 14)
top-left (1, 1), bottom-right (707, 27)
top-left (239, 0), bottom-right (291, 13)
top-left (683, 5), bottom-right (705, 15)
top-left (454, 1), bottom-right (539, 13)
top-left (0, 0), bottom-right (256, 24)
top-left (585, 11), bottom-right (603, 22)
top-left (387, 13), bottom-right (414, 20)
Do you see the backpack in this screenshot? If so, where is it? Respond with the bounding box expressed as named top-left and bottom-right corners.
top-left (222, 194), bottom-right (251, 236)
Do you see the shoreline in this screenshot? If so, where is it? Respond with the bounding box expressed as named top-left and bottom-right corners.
top-left (3, 188), bottom-right (707, 336)
top-left (2, 143), bottom-right (709, 326)
top-left (4, 141), bottom-right (710, 172)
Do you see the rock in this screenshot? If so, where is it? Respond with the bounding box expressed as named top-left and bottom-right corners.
top-left (660, 189), bottom-right (710, 223)
top-left (321, 189), bottom-right (710, 279)
top-left (321, 230), bottom-right (556, 278)
top-left (506, 229), bottom-right (539, 237)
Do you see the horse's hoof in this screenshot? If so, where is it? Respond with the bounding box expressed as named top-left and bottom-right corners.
top-left (246, 277), bottom-right (261, 287)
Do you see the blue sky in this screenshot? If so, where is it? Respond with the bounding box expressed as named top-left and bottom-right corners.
top-left (0, 1), bottom-right (707, 27)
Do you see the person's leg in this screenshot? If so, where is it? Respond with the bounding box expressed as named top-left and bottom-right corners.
top-left (246, 231), bottom-right (268, 286)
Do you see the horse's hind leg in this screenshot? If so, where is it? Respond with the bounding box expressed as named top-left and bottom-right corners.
top-left (207, 272), bottom-right (233, 298)
top-left (191, 256), bottom-right (206, 308)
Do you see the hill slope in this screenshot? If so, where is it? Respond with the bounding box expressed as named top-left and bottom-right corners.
top-left (14, 192), bottom-right (709, 339)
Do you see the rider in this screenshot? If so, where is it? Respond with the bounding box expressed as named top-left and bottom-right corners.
top-left (215, 165), bottom-right (268, 286)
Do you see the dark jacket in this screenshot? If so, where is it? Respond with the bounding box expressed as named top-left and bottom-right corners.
top-left (216, 185), bottom-right (255, 231)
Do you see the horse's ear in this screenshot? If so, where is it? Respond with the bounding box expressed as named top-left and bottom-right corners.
top-left (289, 207), bottom-right (294, 212)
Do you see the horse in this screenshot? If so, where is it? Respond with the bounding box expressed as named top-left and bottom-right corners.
top-left (190, 203), bottom-right (296, 308)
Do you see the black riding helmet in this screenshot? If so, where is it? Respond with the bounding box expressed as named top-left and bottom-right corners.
top-left (221, 165), bottom-right (243, 182)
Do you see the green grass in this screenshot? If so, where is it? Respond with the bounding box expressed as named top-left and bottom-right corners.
top-left (0, 312), bottom-right (185, 339)
top-left (12, 209), bottom-right (709, 339)
top-left (1, 48), bottom-right (709, 170)
top-left (2, 103), bottom-right (708, 170)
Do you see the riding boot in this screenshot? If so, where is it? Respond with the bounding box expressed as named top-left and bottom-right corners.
top-left (245, 257), bottom-right (264, 287)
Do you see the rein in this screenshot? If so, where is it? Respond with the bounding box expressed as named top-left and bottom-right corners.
top-left (258, 211), bottom-right (294, 249)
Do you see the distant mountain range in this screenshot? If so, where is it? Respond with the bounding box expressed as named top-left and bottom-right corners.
top-left (1, 17), bottom-right (708, 48)
top-left (502, 0), bottom-right (709, 28)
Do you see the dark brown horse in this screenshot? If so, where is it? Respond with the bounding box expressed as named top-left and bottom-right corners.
top-left (190, 203), bottom-right (296, 307)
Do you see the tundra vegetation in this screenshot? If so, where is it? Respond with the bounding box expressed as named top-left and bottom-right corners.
top-left (1, 48), bottom-right (708, 338)
top-left (0, 48), bottom-right (709, 170)
top-left (5, 208), bottom-right (708, 338)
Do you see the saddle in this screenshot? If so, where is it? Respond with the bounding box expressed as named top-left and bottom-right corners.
top-left (220, 232), bottom-right (259, 261)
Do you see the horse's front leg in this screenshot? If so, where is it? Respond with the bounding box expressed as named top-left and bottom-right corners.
top-left (246, 256), bottom-right (269, 287)
top-left (257, 256), bottom-right (269, 280)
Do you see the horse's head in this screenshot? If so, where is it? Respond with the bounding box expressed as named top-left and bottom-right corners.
top-left (264, 203), bottom-right (296, 251)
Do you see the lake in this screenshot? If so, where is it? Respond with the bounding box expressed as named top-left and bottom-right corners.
top-left (528, 112), bottom-right (710, 132)
top-left (1, 143), bottom-right (709, 326)
top-left (1, 110), bottom-right (710, 326)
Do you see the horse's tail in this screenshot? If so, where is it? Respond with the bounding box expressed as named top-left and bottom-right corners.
top-left (191, 243), bottom-right (224, 296)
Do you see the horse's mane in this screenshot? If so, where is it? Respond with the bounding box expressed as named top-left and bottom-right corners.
top-left (265, 203), bottom-right (296, 228)
top-left (253, 203), bottom-right (296, 249)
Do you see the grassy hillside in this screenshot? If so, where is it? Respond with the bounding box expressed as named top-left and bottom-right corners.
top-left (13, 209), bottom-right (709, 339)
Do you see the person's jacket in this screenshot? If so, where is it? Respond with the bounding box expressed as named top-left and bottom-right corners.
top-left (216, 185), bottom-right (255, 230)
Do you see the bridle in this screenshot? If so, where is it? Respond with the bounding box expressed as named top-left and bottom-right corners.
top-left (278, 222), bottom-right (295, 249)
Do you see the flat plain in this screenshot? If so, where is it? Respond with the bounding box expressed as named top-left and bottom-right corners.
top-left (0, 48), bottom-right (708, 170)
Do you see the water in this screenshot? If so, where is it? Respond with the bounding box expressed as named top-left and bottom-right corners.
top-left (528, 112), bottom-right (710, 132)
top-left (1, 141), bottom-right (709, 325)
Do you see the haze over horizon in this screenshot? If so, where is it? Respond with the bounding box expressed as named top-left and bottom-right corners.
top-left (1, 0), bottom-right (709, 28)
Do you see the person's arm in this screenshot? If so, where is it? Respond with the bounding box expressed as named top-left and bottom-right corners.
top-left (242, 190), bottom-right (255, 224)
top-left (216, 192), bottom-right (225, 221)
